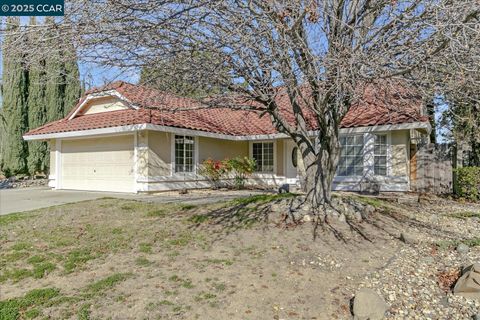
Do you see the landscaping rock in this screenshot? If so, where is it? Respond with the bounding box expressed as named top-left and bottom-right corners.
top-left (454, 263), bottom-right (480, 300)
top-left (342, 203), bottom-right (354, 217)
top-left (353, 288), bottom-right (388, 320)
top-left (302, 214), bottom-right (312, 222)
top-left (291, 210), bottom-right (305, 221)
top-left (456, 243), bottom-right (470, 254)
top-left (439, 296), bottom-right (449, 307)
top-left (473, 314), bottom-right (480, 320)
top-left (362, 204), bottom-right (375, 219)
top-left (270, 203), bottom-right (287, 214)
top-left (400, 232), bottom-right (417, 244)
top-left (338, 213), bottom-right (346, 223)
top-left (0, 177), bottom-right (48, 189)
top-left (354, 211), bottom-right (363, 222)
top-left (422, 256), bottom-right (435, 264)
top-left (326, 207), bottom-right (339, 218)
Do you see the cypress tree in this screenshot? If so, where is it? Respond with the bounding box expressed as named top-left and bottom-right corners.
top-left (62, 43), bottom-right (81, 115)
top-left (44, 17), bottom-right (65, 122)
top-left (1, 17), bottom-right (29, 175)
top-left (26, 17), bottom-right (48, 175)
top-left (0, 110), bottom-right (6, 173)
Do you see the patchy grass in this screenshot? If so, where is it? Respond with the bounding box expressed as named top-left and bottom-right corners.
top-left (146, 209), bottom-right (167, 217)
top-left (203, 258), bottom-right (234, 266)
top-left (350, 195), bottom-right (384, 208)
top-left (0, 268), bottom-right (33, 283)
top-left (2, 194), bottom-right (478, 319)
top-left (179, 204), bottom-right (197, 211)
top-left (138, 243), bottom-right (153, 254)
top-left (229, 193), bottom-right (295, 206)
top-left (77, 303), bottom-right (91, 320)
top-left (0, 288), bottom-right (60, 320)
top-left (0, 212), bottom-right (35, 227)
top-left (11, 242), bottom-right (32, 251)
top-left (212, 282), bottom-right (226, 292)
top-left (24, 308), bottom-right (41, 319)
top-left (2, 251), bottom-right (29, 263)
top-left (463, 238), bottom-right (480, 247)
top-left (32, 262), bottom-right (56, 279)
top-left (166, 233), bottom-right (196, 247)
top-left (448, 211), bottom-right (480, 219)
top-left (64, 249), bottom-right (95, 273)
top-left (135, 256), bottom-right (153, 267)
top-left (194, 291), bottom-right (217, 302)
top-left (85, 273), bottom-right (132, 295)
top-left (169, 275), bottom-right (195, 289)
top-left (188, 214), bottom-right (210, 224)
top-left (436, 237), bottom-right (480, 250)
top-left (27, 255), bottom-right (46, 264)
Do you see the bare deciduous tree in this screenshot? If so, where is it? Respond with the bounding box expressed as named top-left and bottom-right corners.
top-left (1, 1), bottom-right (479, 213)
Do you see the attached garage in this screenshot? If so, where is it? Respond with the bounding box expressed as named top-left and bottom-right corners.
top-left (59, 135), bottom-right (135, 193)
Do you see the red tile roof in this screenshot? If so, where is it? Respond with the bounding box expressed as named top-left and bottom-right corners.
top-left (25, 81), bottom-right (428, 137)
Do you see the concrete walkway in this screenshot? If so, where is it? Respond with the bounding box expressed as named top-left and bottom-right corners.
top-left (0, 187), bottom-right (268, 215)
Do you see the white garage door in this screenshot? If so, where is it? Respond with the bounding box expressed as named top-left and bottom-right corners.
top-left (61, 135), bottom-right (135, 192)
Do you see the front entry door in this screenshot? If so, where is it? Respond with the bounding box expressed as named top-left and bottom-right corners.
top-left (284, 140), bottom-right (298, 183)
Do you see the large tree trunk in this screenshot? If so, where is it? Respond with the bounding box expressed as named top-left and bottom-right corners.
top-left (297, 131), bottom-right (340, 212)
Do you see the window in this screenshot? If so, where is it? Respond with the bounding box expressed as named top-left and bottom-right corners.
top-left (252, 142), bottom-right (274, 172)
top-left (338, 135), bottom-right (364, 176)
top-left (175, 135), bottom-right (195, 173)
top-left (374, 134), bottom-right (388, 176)
top-left (291, 147), bottom-right (298, 168)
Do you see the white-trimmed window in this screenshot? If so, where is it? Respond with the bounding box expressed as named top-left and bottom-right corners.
top-left (175, 135), bottom-right (195, 173)
top-left (252, 142), bottom-right (274, 173)
top-left (374, 134), bottom-right (388, 176)
top-left (338, 135), bottom-right (364, 176)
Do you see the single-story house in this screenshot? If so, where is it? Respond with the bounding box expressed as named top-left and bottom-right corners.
top-left (24, 81), bottom-right (431, 193)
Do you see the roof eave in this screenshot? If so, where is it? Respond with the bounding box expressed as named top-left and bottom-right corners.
top-left (23, 121), bottom-right (431, 142)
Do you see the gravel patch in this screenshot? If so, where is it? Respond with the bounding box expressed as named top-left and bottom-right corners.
top-left (354, 195), bottom-right (480, 319)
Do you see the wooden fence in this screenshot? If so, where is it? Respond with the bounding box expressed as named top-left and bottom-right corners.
top-left (411, 143), bottom-right (453, 194)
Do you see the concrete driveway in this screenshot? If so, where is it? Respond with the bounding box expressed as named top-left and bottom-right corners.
top-left (0, 187), bottom-right (267, 215)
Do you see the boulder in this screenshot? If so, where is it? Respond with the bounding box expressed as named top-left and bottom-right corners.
top-left (302, 214), bottom-right (312, 222)
top-left (456, 243), bottom-right (470, 254)
top-left (353, 288), bottom-right (388, 320)
top-left (454, 263), bottom-right (480, 300)
top-left (354, 211), bottom-right (363, 222)
top-left (400, 232), bottom-right (418, 244)
top-left (362, 204), bottom-right (375, 219)
top-left (270, 203), bottom-right (286, 214)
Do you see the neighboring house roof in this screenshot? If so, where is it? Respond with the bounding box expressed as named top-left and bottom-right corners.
top-left (25, 81), bottom-right (429, 138)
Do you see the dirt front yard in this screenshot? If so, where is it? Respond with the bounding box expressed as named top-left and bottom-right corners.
top-left (0, 193), bottom-right (479, 319)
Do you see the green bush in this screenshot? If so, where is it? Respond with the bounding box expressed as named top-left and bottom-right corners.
top-left (198, 159), bottom-right (229, 189)
top-left (224, 157), bottom-right (256, 189)
top-left (199, 157), bottom-right (256, 189)
top-left (455, 167), bottom-right (480, 201)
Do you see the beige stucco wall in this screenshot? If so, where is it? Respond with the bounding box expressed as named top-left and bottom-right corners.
top-left (276, 139), bottom-right (284, 176)
top-left (49, 139), bottom-right (56, 175)
top-left (82, 96), bottom-right (129, 115)
top-left (391, 130), bottom-right (409, 177)
top-left (148, 131), bottom-right (172, 177)
top-left (137, 131), bottom-right (149, 178)
top-left (198, 137), bottom-right (248, 162)
top-left (147, 133), bottom-right (265, 178)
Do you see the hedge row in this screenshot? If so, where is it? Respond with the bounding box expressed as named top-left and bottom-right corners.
top-left (455, 167), bottom-right (480, 201)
